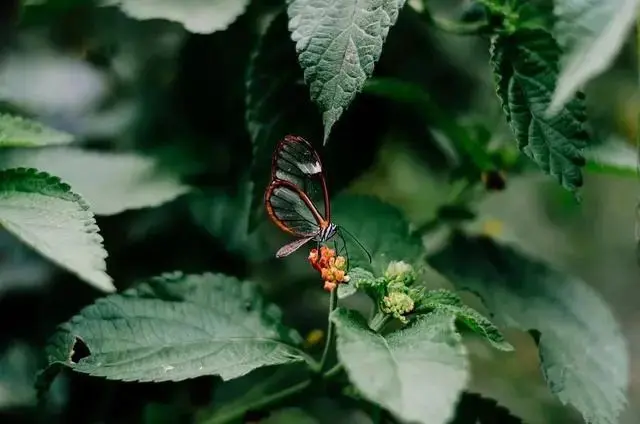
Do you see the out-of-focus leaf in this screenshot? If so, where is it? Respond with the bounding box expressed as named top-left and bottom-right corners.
top-left (287, 0), bottom-right (407, 143)
top-left (0, 114), bottom-right (74, 147)
top-left (41, 272), bottom-right (306, 387)
top-left (331, 195), bottom-right (423, 272)
top-left (0, 147), bottom-right (190, 215)
top-left (246, 12), bottom-right (322, 229)
top-left (105, 0), bottom-right (250, 33)
top-left (0, 168), bottom-right (113, 292)
top-left (332, 308), bottom-right (468, 424)
top-left (584, 138), bottom-right (639, 177)
top-left (430, 233), bottom-right (629, 424)
top-left (490, 29), bottom-right (589, 192)
top-left (549, 0), bottom-right (640, 114)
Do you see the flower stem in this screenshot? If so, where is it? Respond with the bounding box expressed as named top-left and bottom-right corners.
top-left (318, 288), bottom-right (338, 372)
top-left (369, 311), bottom-right (391, 332)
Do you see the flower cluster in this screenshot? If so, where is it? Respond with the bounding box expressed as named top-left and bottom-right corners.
top-left (308, 246), bottom-right (350, 292)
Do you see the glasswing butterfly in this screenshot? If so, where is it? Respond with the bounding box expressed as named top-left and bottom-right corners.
top-left (264, 135), bottom-right (370, 262)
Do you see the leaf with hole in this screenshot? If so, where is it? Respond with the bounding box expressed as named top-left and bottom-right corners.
top-left (0, 168), bottom-right (113, 292)
top-left (42, 272), bottom-right (306, 387)
top-left (287, 0), bottom-right (407, 143)
top-left (331, 308), bottom-right (468, 424)
top-left (430, 233), bottom-right (629, 424)
top-left (490, 29), bottom-right (589, 192)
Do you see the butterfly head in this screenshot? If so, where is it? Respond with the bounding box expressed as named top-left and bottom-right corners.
top-left (316, 222), bottom-right (338, 242)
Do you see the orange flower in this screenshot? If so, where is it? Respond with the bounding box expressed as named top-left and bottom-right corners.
top-left (308, 246), bottom-right (350, 292)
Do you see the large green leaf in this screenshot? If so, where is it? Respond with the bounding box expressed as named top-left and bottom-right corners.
top-left (549, 0), bottom-right (640, 114)
top-left (331, 308), bottom-right (468, 424)
top-left (0, 168), bottom-right (113, 292)
top-left (0, 147), bottom-right (190, 215)
top-left (430, 233), bottom-right (629, 424)
top-left (0, 113), bottom-right (74, 147)
top-left (331, 195), bottom-right (423, 272)
top-left (104, 0), bottom-right (250, 33)
top-left (43, 272), bottom-right (306, 384)
top-left (246, 11), bottom-right (322, 229)
top-left (287, 0), bottom-right (407, 143)
top-left (490, 29), bottom-right (589, 192)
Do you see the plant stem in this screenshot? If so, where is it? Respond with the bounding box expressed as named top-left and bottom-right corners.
top-left (203, 379), bottom-right (311, 424)
top-left (202, 364), bottom-right (345, 424)
top-left (636, 15), bottom-right (640, 248)
top-left (318, 288), bottom-right (338, 372)
top-left (369, 312), bottom-right (390, 332)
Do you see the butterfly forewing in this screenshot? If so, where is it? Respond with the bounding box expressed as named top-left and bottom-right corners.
top-left (265, 182), bottom-right (322, 237)
top-left (271, 136), bottom-right (329, 220)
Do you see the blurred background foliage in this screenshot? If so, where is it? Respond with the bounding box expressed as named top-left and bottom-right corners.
top-left (0, 0), bottom-right (639, 423)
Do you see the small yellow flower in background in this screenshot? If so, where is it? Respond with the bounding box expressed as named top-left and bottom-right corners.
top-left (482, 219), bottom-right (504, 237)
top-left (308, 246), bottom-right (350, 292)
top-left (304, 329), bottom-right (325, 348)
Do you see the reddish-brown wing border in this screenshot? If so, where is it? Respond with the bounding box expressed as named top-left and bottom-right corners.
top-left (265, 179), bottom-right (328, 237)
top-left (270, 135), bottom-right (331, 221)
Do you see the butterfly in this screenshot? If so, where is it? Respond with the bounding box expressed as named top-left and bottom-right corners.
top-left (264, 135), bottom-right (370, 262)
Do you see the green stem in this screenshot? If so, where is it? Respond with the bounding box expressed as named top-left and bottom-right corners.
top-left (203, 364), bottom-right (345, 424)
top-left (636, 15), bottom-right (640, 246)
top-left (318, 288), bottom-right (338, 372)
top-left (203, 379), bottom-right (311, 424)
top-left (369, 312), bottom-right (391, 332)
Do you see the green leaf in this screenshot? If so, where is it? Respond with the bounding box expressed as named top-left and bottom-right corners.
top-left (189, 179), bottom-right (266, 258)
top-left (490, 29), bottom-right (589, 192)
top-left (331, 195), bottom-right (423, 272)
top-left (337, 267), bottom-right (374, 299)
top-left (549, 0), bottom-right (640, 114)
top-left (584, 138), bottom-right (639, 177)
top-left (0, 147), bottom-right (190, 215)
top-left (417, 289), bottom-right (514, 351)
top-left (105, 0), bottom-right (250, 33)
top-left (43, 272), bottom-right (306, 384)
top-left (0, 114), bottom-right (74, 147)
top-left (331, 308), bottom-right (468, 424)
top-left (287, 0), bottom-right (407, 143)
top-left (430, 233), bottom-right (629, 424)
top-left (246, 11), bottom-right (322, 229)
top-left (0, 168), bottom-right (113, 292)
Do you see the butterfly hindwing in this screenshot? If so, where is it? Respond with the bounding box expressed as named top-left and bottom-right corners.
top-left (276, 236), bottom-right (315, 257)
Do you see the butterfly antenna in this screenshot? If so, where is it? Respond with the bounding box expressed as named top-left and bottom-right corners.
top-left (339, 227), bottom-right (372, 264)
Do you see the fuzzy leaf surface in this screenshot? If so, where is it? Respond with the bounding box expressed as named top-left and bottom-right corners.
top-left (332, 308), bottom-right (468, 424)
top-left (287, 0), bottom-right (407, 142)
top-left (44, 272), bottom-right (305, 383)
top-left (418, 289), bottom-right (513, 351)
top-left (490, 29), bottom-right (589, 192)
top-left (0, 168), bottom-right (113, 292)
top-left (430, 233), bottom-right (629, 424)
